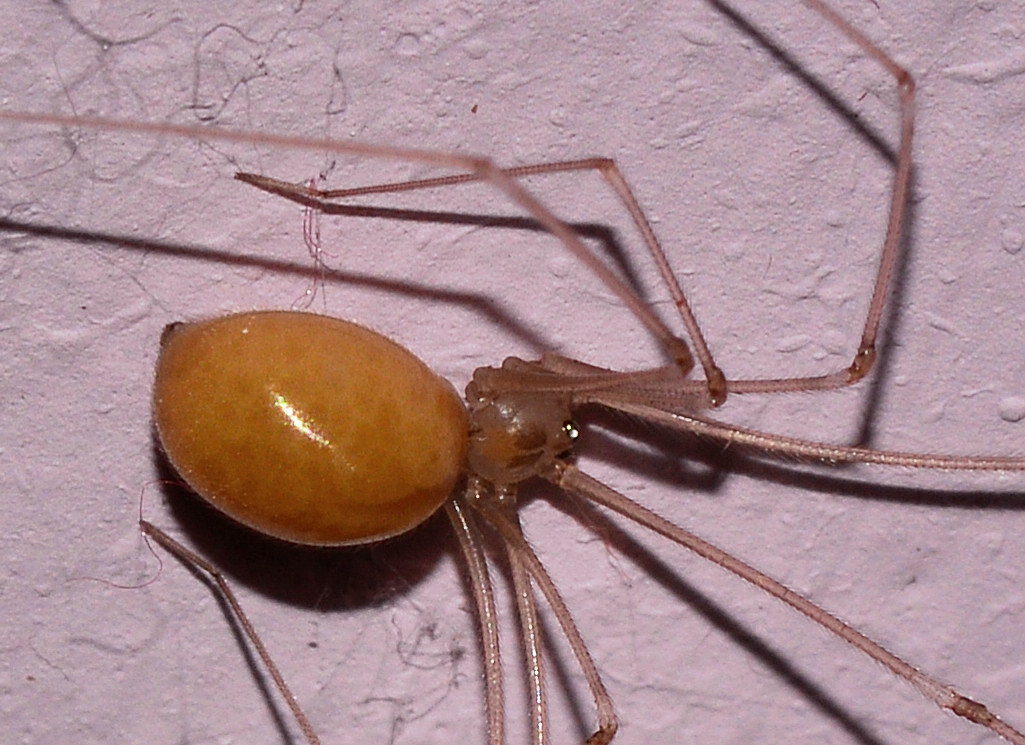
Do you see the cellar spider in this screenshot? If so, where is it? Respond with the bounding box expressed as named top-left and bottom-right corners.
top-left (2, 1), bottom-right (1025, 744)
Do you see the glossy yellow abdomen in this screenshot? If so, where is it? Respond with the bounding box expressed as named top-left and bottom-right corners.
top-left (153, 311), bottom-right (469, 545)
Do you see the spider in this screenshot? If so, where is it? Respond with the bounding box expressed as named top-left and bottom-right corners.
top-left (2, 1), bottom-right (1025, 745)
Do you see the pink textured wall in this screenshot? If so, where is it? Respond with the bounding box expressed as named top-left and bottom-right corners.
top-left (2, 2), bottom-right (1024, 744)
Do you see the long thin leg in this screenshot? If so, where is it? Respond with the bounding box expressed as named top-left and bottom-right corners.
top-left (0, 109), bottom-right (698, 394)
top-left (478, 355), bottom-right (1025, 467)
top-left (237, 166), bottom-right (709, 399)
top-left (138, 521), bottom-right (323, 745)
top-left (802, 0), bottom-right (915, 387)
top-left (236, 161), bottom-right (726, 403)
top-left (444, 495), bottom-right (505, 745)
top-left (587, 394), bottom-right (1025, 471)
top-left (504, 510), bottom-right (550, 745)
top-left (472, 498), bottom-right (619, 745)
top-left (237, 0), bottom-right (915, 404)
top-left (544, 461), bottom-right (1025, 745)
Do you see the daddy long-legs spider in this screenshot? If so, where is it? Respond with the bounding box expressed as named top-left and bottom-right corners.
top-left (2, 1), bottom-right (1025, 744)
